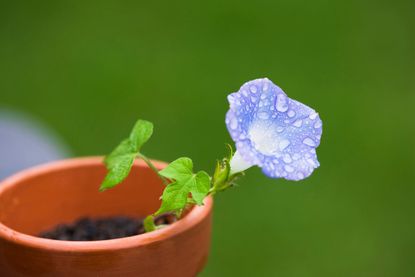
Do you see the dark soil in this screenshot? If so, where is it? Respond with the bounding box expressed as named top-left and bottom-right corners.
top-left (38, 214), bottom-right (176, 241)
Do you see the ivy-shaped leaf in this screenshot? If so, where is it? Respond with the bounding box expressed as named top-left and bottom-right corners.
top-left (99, 120), bottom-right (153, 191)
top-left (155, 157), bottom-right (210, 215)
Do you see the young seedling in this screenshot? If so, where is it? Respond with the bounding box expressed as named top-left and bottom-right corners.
top-left (99, 78), bottom-right (323, 232)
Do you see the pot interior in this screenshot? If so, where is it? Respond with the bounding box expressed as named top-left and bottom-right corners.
top-left (0, 159), bottom-right (164, 236)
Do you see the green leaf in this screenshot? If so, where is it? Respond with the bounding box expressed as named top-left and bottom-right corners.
top-left (143, 215), bottom-right (156, 232)
top-left (129, 119), bottom-right (153, 151)
top-left (156, 157), bottom-right (211, 215)
top-left (99, 119), bottom-right (153, 191)
top-left (159, 157), bottom-right (193, 180)
top-left (104, 139), bottom-right (135, 167)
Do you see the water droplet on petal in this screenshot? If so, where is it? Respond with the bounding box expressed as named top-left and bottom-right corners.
top-left (279, 139), bottom-right (290, 150)
top-left (260, 94), bottom-right (267, 100)
top-left (275, 94), bottom-right (288, 112)
top-left (251, 96), bottom-right (257, 102)
top-left (276, 126), bottom-right (284, 133)
top-left (258, 112), bottom-right (269, 120)
top-left (297, 172), bottom-right (304, 179)
top-left (314, 121), bottom-right (322, 128)
top-left (307, 158), bottom-right (317, 167)
top-left (230, 118), bottom-right (238, 130)
top-left (309, 113), bottom-right (318, 120)
top-left (293, 153), bottom-right (301, 160)
top-left (287, 110), bottom-right (295, 117)
top-left (263, 82), bottom-right (269, 91)
top-left (303, 137), bottom-right (316, 146)
top-left (242, 90), bottom-right (248, 97)
top-left (284, 165), bottom-right (294, 173)
top-left (283, 154), bottom-right (292, 163)
top-left (250, 86), bottom-right (258, 93)
top-left (293, 119), bottom-right (303, 128)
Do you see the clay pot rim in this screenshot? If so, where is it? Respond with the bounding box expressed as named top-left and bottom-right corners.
top-left (0, 156), bottom-right (213, 252)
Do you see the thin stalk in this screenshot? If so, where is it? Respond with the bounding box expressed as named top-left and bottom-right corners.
top-left (137, 153), bottom-right (169, 185)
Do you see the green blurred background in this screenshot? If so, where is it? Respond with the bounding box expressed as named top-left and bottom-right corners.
top-left (1, 0), bottom-right (414, 276)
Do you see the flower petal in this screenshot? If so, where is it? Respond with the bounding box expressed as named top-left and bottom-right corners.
top-left (226, 78), bottom-right (322, 180)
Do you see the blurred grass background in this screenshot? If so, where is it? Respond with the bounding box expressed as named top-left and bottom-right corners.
top-left (1, 0), bottom-right (414, 276)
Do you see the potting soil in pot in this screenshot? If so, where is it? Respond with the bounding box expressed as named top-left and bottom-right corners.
top-left (38, 214), bottom-right (176, 241)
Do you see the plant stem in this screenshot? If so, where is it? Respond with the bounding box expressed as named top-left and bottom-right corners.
top-left (136, 153), bottom-right (169, 185)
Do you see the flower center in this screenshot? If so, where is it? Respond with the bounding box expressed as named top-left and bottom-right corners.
top-left (248, 122), bottom-right (290, 156)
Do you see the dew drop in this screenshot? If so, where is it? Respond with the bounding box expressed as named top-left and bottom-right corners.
top-left (276, 126), bottom-right (284, 133)
top-left (303, 137), bottom-right (316, 147)
top-left (314, 120), bottom-right (322, 128)
top-left (284, 165), bottom-right (294, 173)
top-left (287, 110), bottom-right (295, 118)
top-left (230, 118), bottom-right (238, 130)
top-left (283, 154), bottom-right (292, 163)
top-left (257, 112), bottom-right (269, 120)
top-left (309, 113), bottom-right (318, 120)
top-left (279, 139), bottom-right (290, 150)
top-left (293, 153), bottom-right (300, 160)
top-left (250, 96), bottom-right (257, 102)
top-left (250, 86), bottom-right (258, 93)
top-left (293, 119), bottom-right (303, 128)
top-left (307, 158), bottom-right (317, 167)
top-left (297, 172), bottom-right (305, 179)
top-left (275, 94), bottom-right (288, 112)
top-left (242, 90), bottom-right (248, 97)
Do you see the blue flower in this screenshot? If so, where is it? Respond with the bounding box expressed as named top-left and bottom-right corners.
top-left (226, 78), bottom-right (323, 181)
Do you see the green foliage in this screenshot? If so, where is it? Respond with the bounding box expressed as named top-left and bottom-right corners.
top-left (99, 120), bottom-right (153, 191)
top-left (143, 215), bottom-right (156, 232)
top-left (99, 119), bottom-right (236, 233)
top-left (156, 157), bottom-right (211, 215)
top-left (212, 158), bottom-right (230, 192)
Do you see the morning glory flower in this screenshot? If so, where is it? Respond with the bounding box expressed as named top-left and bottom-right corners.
top-left (226, 78), bottom-right (323, 181)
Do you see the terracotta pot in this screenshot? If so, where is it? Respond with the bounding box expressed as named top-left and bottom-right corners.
top-left (0, 157), bottom-right (213, 277)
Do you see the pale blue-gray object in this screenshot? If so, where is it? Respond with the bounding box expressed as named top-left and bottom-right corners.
top-left (226, 78), bottom-right (323, 181)
top-left (0, 109), bottom-right (71, 180)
